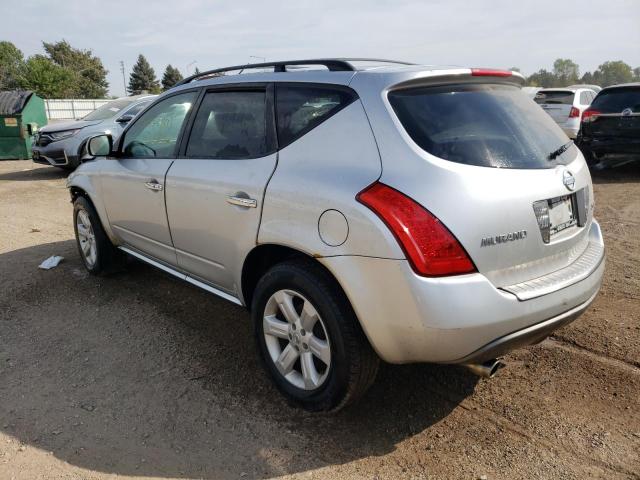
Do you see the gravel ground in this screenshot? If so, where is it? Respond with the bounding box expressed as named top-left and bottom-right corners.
top-left (0, 160), bottom-right (638, 480)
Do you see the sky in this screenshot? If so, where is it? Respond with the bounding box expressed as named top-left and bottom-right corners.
top-left (2, 0), bottom-right (639, 97)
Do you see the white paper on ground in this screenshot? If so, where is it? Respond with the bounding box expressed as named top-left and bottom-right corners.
top-left (39, 255), bottom-right (64, 270)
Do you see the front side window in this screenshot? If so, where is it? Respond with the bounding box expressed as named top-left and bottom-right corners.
top-left (276, 85), bottom-right (356, 147)
top-left (389, 84), bottom-right (574, 169)
top-left (186, 90), bottom-right (270, 159)
top-left (122, 91), bottom-right (197, 158)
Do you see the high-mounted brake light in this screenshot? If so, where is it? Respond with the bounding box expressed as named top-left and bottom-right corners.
top-left (357, 183), bottom-right (476, 277)
top-left (470, 68), bottom-right (513, 77)
top-left (569, 107), bottom-right (581, 118)
top-left (582, 108), bottom-right (601, 123)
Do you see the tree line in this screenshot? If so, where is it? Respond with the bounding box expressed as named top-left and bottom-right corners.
top-left (521, 58), bottom-right (640, 88)
top-left (0, 40), bottom-right (191, 98)
top-left (2, 39), bottom-right (639, 99)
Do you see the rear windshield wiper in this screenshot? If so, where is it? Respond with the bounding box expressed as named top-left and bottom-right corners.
top-left (547, 140), bottom-right (573, 161)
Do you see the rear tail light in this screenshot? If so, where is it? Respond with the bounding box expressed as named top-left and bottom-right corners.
top-left (569, 107), bottom-right (581, 118)
top-left (532, 200), bottom-right (551, 244)
top-left (356, 183), bottom-right (476, 276)
top-left (470, 68), bottom-right (513, 77)
top-left (582, 108), bottom-right (601, 123)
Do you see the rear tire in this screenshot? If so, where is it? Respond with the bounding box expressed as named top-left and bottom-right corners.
top-left (73, 196), bottom-right (124, 275)
top-left (252, 259), bottom-right (379, 412)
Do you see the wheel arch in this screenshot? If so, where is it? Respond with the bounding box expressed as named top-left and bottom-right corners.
top-left (241, 244), bottom-right (345, 310)
top-left (68, 179), bottom-right (118, 244)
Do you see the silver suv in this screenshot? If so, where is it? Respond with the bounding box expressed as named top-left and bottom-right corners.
top-left (67, 59), bottom-right (605, 411)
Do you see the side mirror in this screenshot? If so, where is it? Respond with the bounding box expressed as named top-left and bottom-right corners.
top-left (116, 114), bottom-right (134, 124)
top-left (86, 134), bottom-right (113, 159)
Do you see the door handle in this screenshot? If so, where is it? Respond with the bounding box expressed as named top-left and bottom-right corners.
top-left (226, 195), bottom-right (257, 208)
top-left (144, 180), bottom-right (163, 192)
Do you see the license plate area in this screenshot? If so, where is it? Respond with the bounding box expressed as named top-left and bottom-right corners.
top-left (548, 194), bottom-right (578, 237)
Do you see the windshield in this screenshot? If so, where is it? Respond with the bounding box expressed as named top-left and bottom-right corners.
top-left (388, 84), bottom-right (575, 169)
top-left (590, 87), bottom-right (640, 113)
top-left (534, 90), bottom-right (575, 105)
top-left (83, 99), bottom-right (135, 121)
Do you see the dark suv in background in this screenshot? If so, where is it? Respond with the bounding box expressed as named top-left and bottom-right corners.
top-left (577, 83), bottom-right (640, 168)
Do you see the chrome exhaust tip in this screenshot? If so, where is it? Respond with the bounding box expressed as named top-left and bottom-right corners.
top-left (464, 359), bottom-right (505, 378)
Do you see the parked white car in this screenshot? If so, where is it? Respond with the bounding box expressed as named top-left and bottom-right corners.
top-left (534, 88), bottom-right (597, 138)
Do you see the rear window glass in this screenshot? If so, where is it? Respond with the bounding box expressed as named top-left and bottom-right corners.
top-left (590, 88), bottom-right (640, 113)
top-left (389, 84), bottom-right (575, 169)
top-left (534, 91), bottom-right (575, 105)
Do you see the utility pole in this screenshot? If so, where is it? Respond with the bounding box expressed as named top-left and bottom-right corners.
top-left (120, 61), bottom-right (127, 95)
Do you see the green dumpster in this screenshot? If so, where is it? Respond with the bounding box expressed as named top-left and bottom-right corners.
top-left (0, 90), bottom-right (48, 160)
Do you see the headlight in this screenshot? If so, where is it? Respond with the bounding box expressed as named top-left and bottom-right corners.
top-left (49, 129), bottom-right (80, 141)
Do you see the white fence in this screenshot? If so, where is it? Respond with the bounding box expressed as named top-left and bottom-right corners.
top-left (44, 99), bottom-right (109, 120)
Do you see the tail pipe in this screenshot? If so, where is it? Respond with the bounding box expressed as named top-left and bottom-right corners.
top-left (464, 359), bottom-right (505, 378)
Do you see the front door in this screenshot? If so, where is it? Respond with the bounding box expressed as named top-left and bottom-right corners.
top-left (165, 86), bottom-right (278, 295)
top-left (101, 90), bottom-right (199, 266)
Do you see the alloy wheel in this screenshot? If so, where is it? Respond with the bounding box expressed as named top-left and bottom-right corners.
top-left (76, 209), bottom-right (97, 268)
top-left (263, 289), bottom-right (331, 390)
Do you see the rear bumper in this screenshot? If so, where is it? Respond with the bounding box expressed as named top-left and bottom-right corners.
top-left (561, 126), bottom-right (580, 139)
top-left (578, 136), bottom-right (640, 156)
top-left (320, 220), bottom-right (604, 364)
top-left (455, 288), bottom-right (598, 364)
top-left (558, 118), bottom-right (580, 139)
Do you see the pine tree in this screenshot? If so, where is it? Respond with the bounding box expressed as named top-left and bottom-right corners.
top-left (193, 66), bottom-right (201, 75)
top-left (128, 54), bottom-right (160, 95)
top-left (161, 64), bottom-right (183, 90)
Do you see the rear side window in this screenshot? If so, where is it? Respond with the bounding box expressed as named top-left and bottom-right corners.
top-left (580, 91), bottom-right (592, 104)
top-left (534, 91), bottom-right (575, 105)
top-left (590, 88), bottom-right (640, 113)
top-left (186, 90), bottom-right (272, 159)
top-left (389, 84), bottom-right (574, 169)
top-left (276, 84), bottom-right (356, 147)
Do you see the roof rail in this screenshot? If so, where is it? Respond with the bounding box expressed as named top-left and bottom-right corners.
top-left (175, 58), bottom-right (415, 86)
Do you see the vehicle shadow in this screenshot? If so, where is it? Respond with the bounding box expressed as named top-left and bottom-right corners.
top-left (591, 162), bottom-right (640, 184)
top-left (0, 240), bottom-right (478, 479)
top-left (0, 165), bottom-right (68, 182)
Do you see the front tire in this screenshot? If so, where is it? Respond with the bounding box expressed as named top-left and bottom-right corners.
top-left (252, 260), bottom-right (379, 412)
top-left (73, 196), bottom-right (124, 274)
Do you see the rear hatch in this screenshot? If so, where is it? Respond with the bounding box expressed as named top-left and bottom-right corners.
top-left (383, 80), bottom-right (593, 287)
top-left (582, 86), bottom-right (640, 139)
top-left (534, 90), bottom-right (576, 124)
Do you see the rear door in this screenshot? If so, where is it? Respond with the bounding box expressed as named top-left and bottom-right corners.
top-left (101, 90), bottom-right (198, 266)
top-left (165, 85), bottom-right (277, 294)
top-left (583, 86), bottom-right (640, 139)
top-left (535, 90), bottom-right (576, 124)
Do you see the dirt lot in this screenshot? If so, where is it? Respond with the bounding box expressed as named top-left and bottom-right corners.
top-left (0, 160), bottom-right (638, 480)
